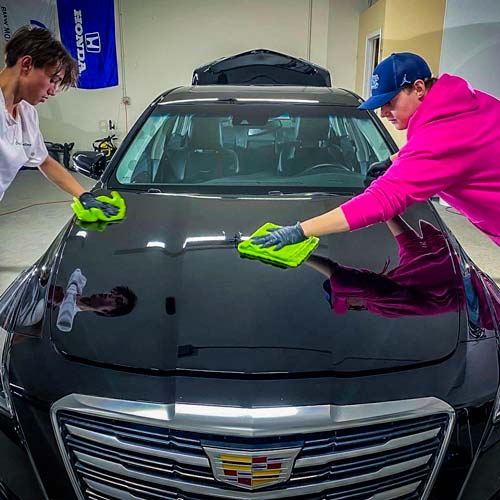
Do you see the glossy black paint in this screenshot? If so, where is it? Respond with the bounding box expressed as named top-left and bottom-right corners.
top-left (161, 84), bottom-right (359, 106)
top-left (1, 86), bottom-right (500, 500)
top-left (0, 412), bottom-right (45, 499)
top-left (51, 195), bottom-right (463, 373)
top-left (192, 49), bottom-right (332, 87)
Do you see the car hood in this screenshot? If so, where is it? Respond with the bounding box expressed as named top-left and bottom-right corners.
top-left (50, 192), bottom-right (464, 375)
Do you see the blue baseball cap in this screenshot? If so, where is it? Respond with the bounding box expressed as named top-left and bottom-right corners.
top-left (358, 52), bottom-right (432, 110)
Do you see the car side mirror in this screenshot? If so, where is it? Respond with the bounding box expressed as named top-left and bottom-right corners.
top-left (72, 151), bottom-right (106, 180)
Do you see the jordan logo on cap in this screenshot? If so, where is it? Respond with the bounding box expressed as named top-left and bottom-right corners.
top-left (400, 73), bottom-right (412, 87)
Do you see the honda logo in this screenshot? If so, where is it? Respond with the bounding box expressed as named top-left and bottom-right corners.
top-left (84, 32), bottom-right (101, 53)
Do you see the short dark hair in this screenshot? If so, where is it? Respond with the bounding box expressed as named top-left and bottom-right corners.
top-left (95, 286), bottom-right (138, 317)
top-left (401, 76), bottom-right (438, 93)
top-left (423, 77), bottom-right (438, 90)
top-left (5, 25), bottom-right (78, 89)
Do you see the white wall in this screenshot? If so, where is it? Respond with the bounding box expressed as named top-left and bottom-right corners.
top-left (327, 0), bottom-right (366, 91)
top-left (37, 0), bottom-right (334, 150)
top-left (310, 0), bottom-right (330, 67)
top-left (33, 0), bottom-right (369, 150)
top-left (15, 1), bottom-right (500, 150)
top-left (440, 0), bottom-right (500, 98)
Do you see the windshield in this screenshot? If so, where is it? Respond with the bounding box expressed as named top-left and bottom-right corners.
top-left (111, 103), bottom-right (392, 193)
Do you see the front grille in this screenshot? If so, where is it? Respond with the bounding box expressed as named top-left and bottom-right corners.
top-left (52, 396), bottom-right (454, 500)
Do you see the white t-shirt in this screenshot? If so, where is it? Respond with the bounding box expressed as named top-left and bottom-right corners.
top-left (0, 90), bottom-right (48, 201)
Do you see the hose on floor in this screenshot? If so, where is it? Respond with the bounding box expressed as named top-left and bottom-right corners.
top-left (0, 200), bottom-right (70, 217)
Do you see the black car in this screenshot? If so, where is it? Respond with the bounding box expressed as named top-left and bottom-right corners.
top-left (2, 56), bottom-right (500, 500)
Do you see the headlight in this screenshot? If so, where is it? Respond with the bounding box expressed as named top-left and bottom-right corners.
top-left (0, 326), bottom-right (13, 416)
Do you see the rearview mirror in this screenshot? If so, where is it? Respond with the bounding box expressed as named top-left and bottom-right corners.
top-left (233, 112), bottom-right (274, 126)
top-left (72, 151), bottom-right (106, 180)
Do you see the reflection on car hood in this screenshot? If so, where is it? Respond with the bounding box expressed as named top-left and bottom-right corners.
top-left (50, 192), bottom-right (464, 374)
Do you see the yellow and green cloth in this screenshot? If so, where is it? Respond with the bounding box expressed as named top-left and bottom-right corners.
top-left (238, 223), bottom-right (319, 268)
top-left (71, 191), bottom-right (126, 222)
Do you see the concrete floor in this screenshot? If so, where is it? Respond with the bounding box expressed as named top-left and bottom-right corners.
top-left (0, 170), bottom-right (498, 294)
top-left (434, 202), bottom-right (500, 283)
top-left (0, 170), bottom-right (93, 294)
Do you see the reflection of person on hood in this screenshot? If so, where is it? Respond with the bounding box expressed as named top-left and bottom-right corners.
top-left (306, 216), bottom-right (463, 318)
top-left (54, 268), bottom-right (137, 332)
top-left (15, 267), bottom-right (137, 332)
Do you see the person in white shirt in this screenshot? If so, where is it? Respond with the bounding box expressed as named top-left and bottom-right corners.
top-left (0, 25), bottom-right (118, 216)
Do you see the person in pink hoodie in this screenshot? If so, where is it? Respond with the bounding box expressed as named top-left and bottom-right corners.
top-left (253, 52), bottom-right (500, 249)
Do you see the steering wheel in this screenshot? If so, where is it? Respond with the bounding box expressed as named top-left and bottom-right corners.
top-left (295, 163), bottom-right (352, 176)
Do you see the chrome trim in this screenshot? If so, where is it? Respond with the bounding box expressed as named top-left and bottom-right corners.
top-left (52, 394), bottom-right (452, 436)
top-left (80, 451), bottom-right (211, 485)
top-left (75, 450), bottom-right (431, 499)
top-left (51, 394), bottom-right (455, 500)
top-left (87, 491), bottom-right (110, 500)
top-left (295, 427), bottom-right (440, 467)
top-left (421, 404), bottom-right (456, 500)
top-left (85, 478), bottom-right (422, 500)
top-left (371, 482), bottom-right (422, 500)
top-left (65, 423), bottom-right (210, 467)
top-left (0, 326), bottom-right (13, 416)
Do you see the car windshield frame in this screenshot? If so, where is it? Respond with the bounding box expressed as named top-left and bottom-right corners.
top-left (106, 100), bottom-right (396, 196)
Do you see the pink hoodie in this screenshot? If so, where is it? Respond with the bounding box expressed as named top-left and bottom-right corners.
top-left (341, 74), bottom-right (500, 246)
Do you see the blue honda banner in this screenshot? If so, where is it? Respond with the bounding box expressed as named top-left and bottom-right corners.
top-left (57, 0), bottom-right (118, 89)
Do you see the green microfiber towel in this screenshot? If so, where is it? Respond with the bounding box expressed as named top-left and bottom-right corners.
top-left (238, 223), bottom-right (319, 268)
top-left (75, 219), bottom-right (122, 232)
top-left (71, 191), bottom-right (126, 222)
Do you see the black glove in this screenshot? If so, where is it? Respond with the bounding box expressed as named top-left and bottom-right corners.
top-left (364, 157), bottom-right (392, 187)
top-left (251, 222), bottom-right (306, 250)
top-left (79, 192), bottom-right (119, 217)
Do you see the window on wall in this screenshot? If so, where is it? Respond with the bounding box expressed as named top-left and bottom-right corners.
top-left (363, 30), bottom-right (381, 99)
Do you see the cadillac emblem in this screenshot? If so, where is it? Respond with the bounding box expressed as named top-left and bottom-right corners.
top-left (203, 446), bottom-right (301, 490)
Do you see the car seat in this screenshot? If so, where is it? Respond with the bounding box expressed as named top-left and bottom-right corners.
top-left (278, 117), bottom-right (344, 176)
top-left (183, 117), bottom-right (239, 182)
